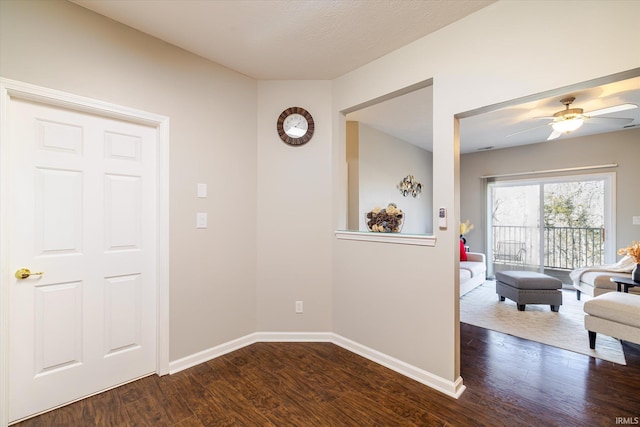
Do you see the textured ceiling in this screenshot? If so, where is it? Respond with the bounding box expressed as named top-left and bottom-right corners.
top-left (70, 0), bottom-right (494, 80)
top-left (69, 0), bottom-right (639, 153)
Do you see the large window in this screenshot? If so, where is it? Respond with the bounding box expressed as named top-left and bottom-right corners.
top-left (486, 173), bottom-right (615, 281)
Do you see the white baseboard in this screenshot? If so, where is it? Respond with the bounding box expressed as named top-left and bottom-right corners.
top-left (331, 334), bottom-right (466, 399)
top-left (169, 333), bottom-right (257, 374)
top-left (255, 331), bottom-right (334, 342)
top-left (168, 331), bottom-right (333, 374)
top-left (168, 331), bottom-right (465, 399)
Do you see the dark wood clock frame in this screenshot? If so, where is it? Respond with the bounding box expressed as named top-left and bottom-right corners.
top-left (276, 106), bottom-right (315, 146)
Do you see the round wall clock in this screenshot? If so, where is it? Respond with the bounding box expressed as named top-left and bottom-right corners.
top-left (277, 107), bottom-right (315, 146)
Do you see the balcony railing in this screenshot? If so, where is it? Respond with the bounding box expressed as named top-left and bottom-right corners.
top-left (492, 225), bottom-right (605, 271)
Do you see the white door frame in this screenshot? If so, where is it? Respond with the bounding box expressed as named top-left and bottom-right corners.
top-left (0, 78), bottom-right (170, 426)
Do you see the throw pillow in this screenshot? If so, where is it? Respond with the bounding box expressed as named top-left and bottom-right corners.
top-left (460, 240), bottom-right (468, 261)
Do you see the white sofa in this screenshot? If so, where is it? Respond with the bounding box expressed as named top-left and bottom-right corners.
top-left (572, 271), bottom-right (638, 300)
top-left (460, 252), bottom-right (487, 296)
top-left (570, 256), bottom-right (638, 300)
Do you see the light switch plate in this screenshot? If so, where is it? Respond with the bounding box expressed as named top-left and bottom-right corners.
top-left (196, 212), bottom-right (207, 228)
top-left (633, 216), bottom-right (640, 225)
top-left (197, 183), bottom-right (207, 198)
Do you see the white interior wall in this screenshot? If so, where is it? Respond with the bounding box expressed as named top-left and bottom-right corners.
top-left (256, 80), bottom-right (333, 332)
top-left (0, 0), bottom-right (259, 361)
top-left (333, 0), bottom-right (640, 385)
top-left (1, 0), bottom-right (639, 402)
top-left (358, 123), bottom-right (433, 234)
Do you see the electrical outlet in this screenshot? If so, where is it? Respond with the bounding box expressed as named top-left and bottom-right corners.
top-left (295, 301), bottom-right (303, 314)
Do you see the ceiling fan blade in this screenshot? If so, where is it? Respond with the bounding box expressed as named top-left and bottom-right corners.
top-left (547, 130), bottom-right (562, 141)
top-left (587, 103), bottom-right (638, 117)
top-left (505, 123), bottom-right (551, 138)
top-left (586, 116), bottom-right (634, 126)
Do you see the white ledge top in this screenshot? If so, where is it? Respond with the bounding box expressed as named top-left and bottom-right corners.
top-left (334, 230), bottom-right (437, 246)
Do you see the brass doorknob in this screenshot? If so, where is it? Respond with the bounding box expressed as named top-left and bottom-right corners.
top-left (15, 268), bottom-right (44, 280)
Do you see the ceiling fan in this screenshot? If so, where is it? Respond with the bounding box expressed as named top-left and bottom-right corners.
top-left (508, 96), bottom-right (638, 141)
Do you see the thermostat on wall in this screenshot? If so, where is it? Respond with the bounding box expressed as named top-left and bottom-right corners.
top-left (438, 207), bottom-right (447, 229)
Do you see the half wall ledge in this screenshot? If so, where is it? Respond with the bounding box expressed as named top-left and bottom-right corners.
top-left (334, 230), bottom-right (437, 246)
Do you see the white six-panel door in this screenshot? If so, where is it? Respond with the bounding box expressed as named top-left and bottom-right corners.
top-left (8, 97), bottom-right (158, 422)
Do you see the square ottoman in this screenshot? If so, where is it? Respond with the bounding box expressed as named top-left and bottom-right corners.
top-left (496, 271), bottom-right (563, 312)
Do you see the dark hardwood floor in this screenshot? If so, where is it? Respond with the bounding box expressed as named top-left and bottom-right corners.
top-left (14, 324), bottom-right (640, 426)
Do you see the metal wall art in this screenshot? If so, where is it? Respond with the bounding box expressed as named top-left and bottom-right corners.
top-left (397, 175), bottom-right (422, 198)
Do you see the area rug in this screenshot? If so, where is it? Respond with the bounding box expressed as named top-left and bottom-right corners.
top-left (460, 281), bottom-right (626, 365)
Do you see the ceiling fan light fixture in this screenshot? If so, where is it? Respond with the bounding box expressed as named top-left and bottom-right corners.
top-left (552, 117), bottom-right (584, 133)
top-left (513, 95), bottom-right (636, 143)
